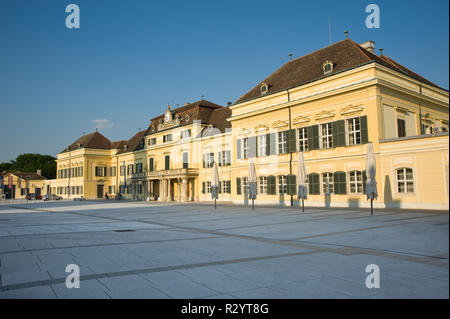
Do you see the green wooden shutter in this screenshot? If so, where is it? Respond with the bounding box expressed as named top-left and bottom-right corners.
top-left (218, 181), bottom-right (222, 194)
top-left (149, 158), bottom-right (154, 172)
top-left (236, 177), bottom-right (241, 195)
top-left (333, 120), bottom-right (346, 147)
top-left (218, 152), bottom-right (222, 167)
top-left (288, 129), bottom-right (297, 153)
top-left (202, 154), bottom-right (206, 168)
top-left (236, 139), bottom-right (241, 159)
top-left (333, 171), bottom-right (347, 195)
top-left (287, 174), bottom-right (297, 195)
top-left (267, 175), bottom-right (276, 195)
top-left (360, 116), bottom-right (368, 144)
top-left (362, 170), bottom-right (367, 194)
top-left (308, 125), bottom-right (319, 150)
top-left (266, 134), bottom-right (270, 156)
top-left (248, 136), bottom-right (257, 158)
top-left (165, 155), bottom-right (170, 170)
top-left (202, 182), bottom-right (205, 193)
top-left (309, 173), bottom-right (320, 195)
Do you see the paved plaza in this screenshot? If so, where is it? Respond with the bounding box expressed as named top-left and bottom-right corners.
top-left (0, 200), bottom-right (448, 299)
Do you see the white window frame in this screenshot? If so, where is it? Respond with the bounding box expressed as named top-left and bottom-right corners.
top-left (297, 127), bottom-right (308, 152)
top-left (320, 122), bottom-right (333, 149)
top-left (348, 171), bottom-right (363, 194)
top-left (278, 175), bottom-right (287, 194)
top-left (242, 177), bottom-right (248, 194)
top-left (396, 168), bottom-right (415, 193)
top-left (278, 131), bottom-right (287, 154)
top-left (205, 153), bottom-right (214, 168)
top-left (322, 172), bottom-right (334, 194)
top-left (259, 176), bottom-right (267, 194)
top-left (222, 180), bottom-right (230, 193)
top-left (258, 135), bottom-right (267, 156)
top-left (242, 138), bottom-right (249, 159)
top-left (347, 117), bottom-right (361, 145)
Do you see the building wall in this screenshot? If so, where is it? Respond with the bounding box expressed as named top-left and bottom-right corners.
top-left (54, 63), bottom-right (449, 210)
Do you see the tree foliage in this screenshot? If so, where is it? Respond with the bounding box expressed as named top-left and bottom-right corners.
top-left (0, 153), bottom-right (56, 179)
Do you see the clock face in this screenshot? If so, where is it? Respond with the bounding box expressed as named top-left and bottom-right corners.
top-left (165, 112), bottom-right (171, 123)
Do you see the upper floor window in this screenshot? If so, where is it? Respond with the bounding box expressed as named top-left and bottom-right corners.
top-left (181, 129), bottom-right (191, 139)
top-left (242, 138), bottom-right (249, 159)
top-left (348, 171), bottom-right (363, 194)
top-left (163, 134), bottom-right (173, 143)
top-left (397, 119), bottom-right (406, 138)
top-left (182, 152), bottom-right (189, 169)
top-left (298, 127), bottom-right (308, 152)
top-left (95, 166), bottom-right (106, 177)
top-left (135, 163), bottom-right (143, 174)
top-left (165, 155), bottom-right (170, 170)
top-left (347, 117), bottom-right (361, 145)
top-left (204, 153), bottom-right (214, 168)
top-left (219, 150), bottom-right (231, 166)
top-left (148, 137), bottom-right (156, 146)
top-left (149, 158), bottom-right (154, 172)
top-left (278, 131), bottom-right (287, 154)
top-left (320, 122), bottom-right (333, 149)
top-left (258, 135), bottom-right (267, 157)
top-left (397, 168), bottom-right (414, 193)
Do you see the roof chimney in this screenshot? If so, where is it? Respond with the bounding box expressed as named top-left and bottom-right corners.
top-left (360, 41), bottom-right (375, 53)
top-left (37, 169), bottom-right (41, 176)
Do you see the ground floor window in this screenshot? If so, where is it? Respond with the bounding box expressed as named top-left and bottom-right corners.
top-left (222, 180), bottom-right (231, 194)
top-left (396, 168), bottom-right (414, 193)
top-left (259, 176), bottom-right (267, 194)
top-left (278, 175), bottom-right (287, 194)
top-left (348, 171), bottom-right (363, 194)
top-left (322, 172), bottom-right (334, 194)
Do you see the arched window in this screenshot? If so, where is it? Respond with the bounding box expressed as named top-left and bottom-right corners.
top-left (396, 168), bottom-right (414, 193)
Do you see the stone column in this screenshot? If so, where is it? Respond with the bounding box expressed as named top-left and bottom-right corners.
top-left (181, 178), bottom-right (188, 202)
top-left (190, 179), bottom-right (195, 201)
top-left (159, 179), bottom-right (165, 202)
top-left (167, 178), bottom-right (171, 202)
top-left (177, 179), bottom-right (181, 202)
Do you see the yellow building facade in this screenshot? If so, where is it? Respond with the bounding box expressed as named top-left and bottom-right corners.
top-left (0, 172), bottom-right (46, 199)
top-left (53, 39), bottom-right (449, 210)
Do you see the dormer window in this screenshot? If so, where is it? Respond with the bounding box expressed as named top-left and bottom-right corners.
top-left (323, 61), bottom-right (334, 75)
top-left (260, 82), bottom-right (268, 95)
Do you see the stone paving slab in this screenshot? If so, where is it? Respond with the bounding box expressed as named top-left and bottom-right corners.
top-left (0, 200), bottom-right (448, 298)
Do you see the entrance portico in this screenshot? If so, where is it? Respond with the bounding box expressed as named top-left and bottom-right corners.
top-left (147, 168), bottom-right (198, 202)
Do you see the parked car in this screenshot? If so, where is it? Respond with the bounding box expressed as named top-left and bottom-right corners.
top-left (74, 196), bottom-right (85, 201)
top-left (43, 194), bottom-right (62, 201)
top-left (26, 193), bottom-right (42, 200)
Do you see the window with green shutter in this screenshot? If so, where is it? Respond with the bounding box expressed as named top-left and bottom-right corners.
top-left (202, 182), bottom-right (205, 194)
top-left (236, 177), bottom-right (241, 195)
top-left (308, 173), bottom-right (320, 195)
top-left (149, 158), bottom-right (154, 172)
top-left (183, 152), bottom-right (188, 169)
top-left (165, 155), bottom-right (170, 170)
top-left (269, 133), bottom-right (277, 155)
top-left (287, 174), bottom-right (297, 195)
top-left (333, 171), bottom-right (347, 195)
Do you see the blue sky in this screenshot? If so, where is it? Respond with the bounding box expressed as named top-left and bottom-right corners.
top-left (0, 0), bottom-right (448, 163)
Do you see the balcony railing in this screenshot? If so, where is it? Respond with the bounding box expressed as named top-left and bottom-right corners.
top-left (147, 168), bottom-right (199, 178)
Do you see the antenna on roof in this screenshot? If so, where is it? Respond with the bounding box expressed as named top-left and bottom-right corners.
top-left (379, 48), bottom-right (383, 56)
top-left (328, 17), bottom-right (332, 45)
top-left (288, 53), bottom-right (293, 60)
top-left (344, 30), bottom-right (349, 39)
top-left (201, 95), bottom-right (205, 100)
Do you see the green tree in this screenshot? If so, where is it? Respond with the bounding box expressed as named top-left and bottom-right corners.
top-left (0, 153), bottom-right (56, 179)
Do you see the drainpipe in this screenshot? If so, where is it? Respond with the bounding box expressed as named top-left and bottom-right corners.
top-left (287, 89), bottom-right (293, 207)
